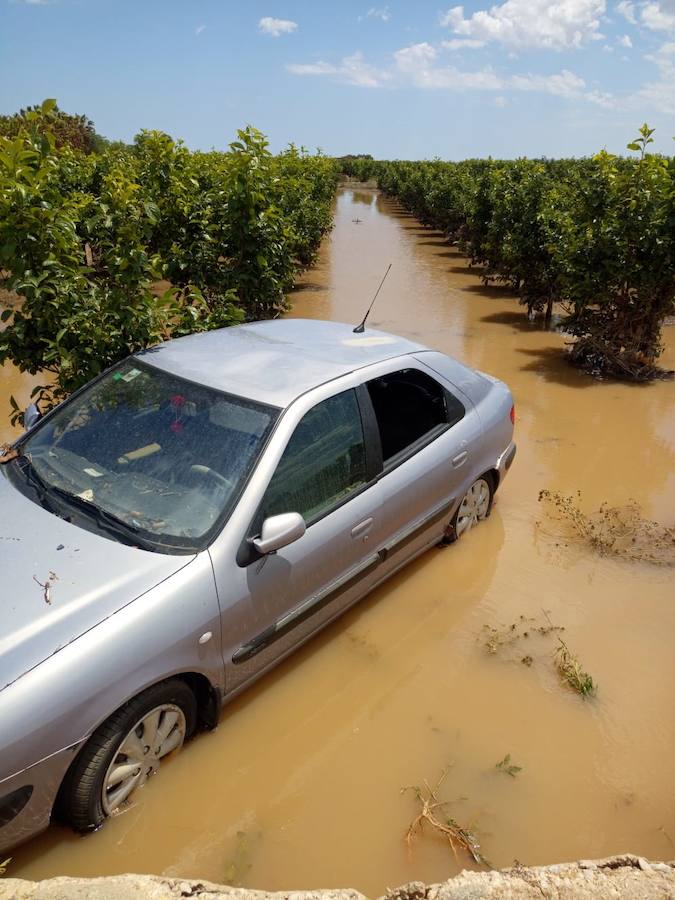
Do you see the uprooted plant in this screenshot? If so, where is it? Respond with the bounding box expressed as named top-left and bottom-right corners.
top-left (481, 611), bottom-right (598, 698)
top-left (555, 639), bottom-right (596, 698)
top-left (538, 490), bottom-right (675, 566)
top-left (401, 766), bottom-right (490, 868)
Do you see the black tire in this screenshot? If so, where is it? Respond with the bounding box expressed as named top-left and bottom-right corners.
top-left (442, 474), bottom-right (495, 545)
top-left (57, 679), bottom-right (197, 833)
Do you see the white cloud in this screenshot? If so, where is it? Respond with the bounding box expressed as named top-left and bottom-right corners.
top-left (616, 1), bottom-right (675, 31)
top-left (289, 39), bottom-right (614, 104)
top-left (638, 39), bottom-right (675, 110)
top-left (494, 94), bottom-right (508, 105)
top-left (640, 1), bottom-right (675, 30)
top-left (442, 38), bottom-right (486, 49)
top-left (439, 0), bottom-right (606, 49)
top-left (287, 52), bottom-right (388, 87)
top-left (393, 42), bottom-right (502, 87)
top-left (617, 32), bottom-right (633, 44)
top-left (520, 70), bottom-right (587, 94)
top-left (195, 24), bottom-right (206, 36)
top-left (366, 6), bottom-right (391, 22)
top-left (511, 68), bottom-right (585, 96)
top-left (258, 16), bottom-right (298, 37)
top-left (616, 0), bottom-right (637, 22)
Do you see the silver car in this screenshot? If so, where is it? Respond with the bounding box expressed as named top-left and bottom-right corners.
top-left (0, 319), bottom-right (515, 852)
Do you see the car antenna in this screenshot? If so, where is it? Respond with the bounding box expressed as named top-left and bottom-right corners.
top-left (353, 263), bottom-right (392, 334)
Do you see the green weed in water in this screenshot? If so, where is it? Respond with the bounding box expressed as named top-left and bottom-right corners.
top-left (495, 754), bottom-right (522, 777)
top-left (555, 639), bottom-right (596, 697)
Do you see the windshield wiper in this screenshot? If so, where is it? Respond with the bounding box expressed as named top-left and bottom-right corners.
top-left (44, 485), bottom-right (160, 552)
top-left (6, 446), bottom-right (192, 553)
top-left (9, 451), bottom-right (60, 515)
top-left (8, 449), bottom-right (156, 550)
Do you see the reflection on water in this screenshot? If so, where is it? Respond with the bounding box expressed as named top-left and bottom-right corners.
top-left (6, 188), bottom-right (675, 894)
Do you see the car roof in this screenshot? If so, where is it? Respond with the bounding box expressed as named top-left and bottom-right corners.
top-left (137, 319), bottom-right (429, 408)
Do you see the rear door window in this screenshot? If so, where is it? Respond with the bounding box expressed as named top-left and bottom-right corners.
top-left (366, 368), bottom-right (464, 464)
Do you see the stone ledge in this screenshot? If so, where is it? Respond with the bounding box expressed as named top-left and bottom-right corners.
top-left (1, 855), bottom-right (674, 900)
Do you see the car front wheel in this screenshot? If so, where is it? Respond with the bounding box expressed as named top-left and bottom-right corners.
top-left (58, 679), bottom-right (197, 833)
top-left (445, 475), bottom-right (493, 543)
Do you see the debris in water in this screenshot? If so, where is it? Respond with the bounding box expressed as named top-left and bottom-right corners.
top-left (480, 613), bottom-right (597, 702)
top-left (481, 612), bottom-right (564, 657)
top-left (538, 490), bottom-right (675, 566)
top-left (401, 766), bottom-right (490, 868)
top-left (223, 829), bottom-right (262, 887)
top-left (495, 754), bottom-right (522, 778)
top-left (555, 639), bottom-right (596, 698)
top-left (33, 571), bottom-right (58, 605)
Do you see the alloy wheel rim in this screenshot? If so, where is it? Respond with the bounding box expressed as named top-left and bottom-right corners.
top-left (455, 478), bottom-right (490, 537)
top-left (102, 703), bottom-right (186, 815)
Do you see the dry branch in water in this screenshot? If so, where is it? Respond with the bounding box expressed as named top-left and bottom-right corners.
top-left (401, 767), bottom-right (490, 868)
top-left (538, 490), bottom-right (675, 566)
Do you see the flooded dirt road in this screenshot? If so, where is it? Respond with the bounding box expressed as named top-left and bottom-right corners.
top-left (5, 187), bottom-right (675, 893)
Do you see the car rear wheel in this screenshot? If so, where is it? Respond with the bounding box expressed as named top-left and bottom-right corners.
top-left (58, 679), bottom-right (197, 832)
top-left (444, 476), bottom-right (493, 543)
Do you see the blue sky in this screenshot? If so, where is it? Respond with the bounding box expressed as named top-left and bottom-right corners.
top-left (1, 0), bottom-right (674, 158)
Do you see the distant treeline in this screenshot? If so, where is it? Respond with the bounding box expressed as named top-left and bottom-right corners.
top-left (342, 131), bottom-right (674, 381)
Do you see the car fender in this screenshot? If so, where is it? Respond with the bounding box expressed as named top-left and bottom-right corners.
top-left (0, 552), bottom-right (223, 785)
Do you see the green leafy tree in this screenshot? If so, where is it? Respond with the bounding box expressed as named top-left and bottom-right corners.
top-left (552, 125), bottom-right (674, 378)
top-left (0, 119), bottom-right (169, 415)
top-left (0, 102), bottom-right (338, 424)
top-left (0, 98), bottom-right (103, 154)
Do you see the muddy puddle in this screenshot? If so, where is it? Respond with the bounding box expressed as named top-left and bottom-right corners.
top-left (4, 187), bottom-right (675, 893)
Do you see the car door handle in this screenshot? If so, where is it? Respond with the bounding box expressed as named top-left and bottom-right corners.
top-left (452, 450), bottom-right (468, 467)
top-left (351, 518), bottom-right (373, 539)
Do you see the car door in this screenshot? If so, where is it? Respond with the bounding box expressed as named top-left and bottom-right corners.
top-left (360, 359), bottom-right (483, 579)
top-left (210, 386), bottom-right (383, 694)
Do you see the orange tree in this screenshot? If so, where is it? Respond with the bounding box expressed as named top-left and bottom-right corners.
top-left (551, 126), bottom-right (674, 378)
top-left (0, 102), bottom-right (338, 422)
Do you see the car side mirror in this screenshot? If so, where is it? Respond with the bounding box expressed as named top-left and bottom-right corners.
top-left (24, 403), bottom-right (42, 431)
top-left (252, 512), bottom-right (306, 555)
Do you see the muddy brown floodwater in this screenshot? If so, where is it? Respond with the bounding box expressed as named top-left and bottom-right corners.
top-left (4, 187), bottom-right (675, 893)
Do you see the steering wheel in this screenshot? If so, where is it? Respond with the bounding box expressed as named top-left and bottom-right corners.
top-left (190, 464), bottom-right (233, 491)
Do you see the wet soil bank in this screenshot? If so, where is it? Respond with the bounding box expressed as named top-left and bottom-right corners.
top-left (3, 188), bottom-right (675, 893)
top-left (2, 856), bottom-right (674, 899)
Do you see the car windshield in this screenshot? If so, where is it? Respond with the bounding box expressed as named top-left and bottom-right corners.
top-left (19, 360), bottom-right (279, 551)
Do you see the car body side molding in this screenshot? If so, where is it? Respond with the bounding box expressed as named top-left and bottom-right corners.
top-left (231, 496), bottom-right (456, 665)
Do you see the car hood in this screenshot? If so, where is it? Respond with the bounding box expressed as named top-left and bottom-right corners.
top-left (0, 470), bottom-right (195, 692)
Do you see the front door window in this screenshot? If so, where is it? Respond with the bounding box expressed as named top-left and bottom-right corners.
top-left (261, 389), bottom-right (367, 525)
